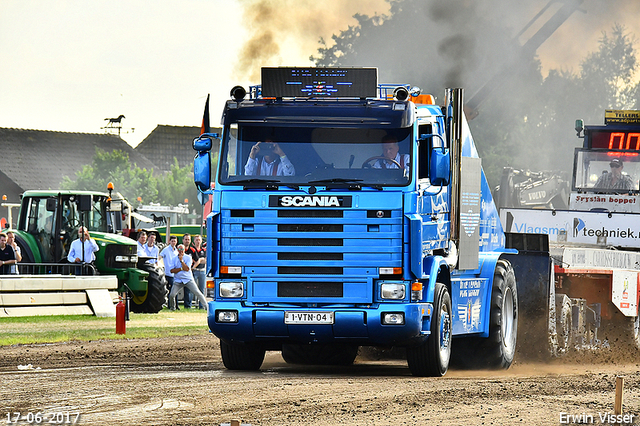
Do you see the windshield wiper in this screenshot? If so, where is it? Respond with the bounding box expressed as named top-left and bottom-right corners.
top-left (308, 178), bottom-right (363, 185)
top-left (308, 178), bottom-right (384, 191)
top-left (231, 178), bottom-right (299, 191)
top-left (231, 178), bottom-right (280, 190)
top-left (232, 178), bottom-right (280, 185)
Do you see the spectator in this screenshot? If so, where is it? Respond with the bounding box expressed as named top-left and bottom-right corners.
top-left (192, 234), bottom-right (207, 309)
top-left (67, 227), bottom-right (99, 275)
top-left (167, 244), bottom-right (208, 312)
top-left (136, 231), bottom-right (148, 258)
top-left (6, 231), bottom-right (21, 274)
top-left (182, 233), bottom-right (195, 308)
top-left (145, 233), bottom-right (159, 264)
top-left (0, 232), bottom-right (17, 275)
top-left (160, 235), bottom-right (179, 309)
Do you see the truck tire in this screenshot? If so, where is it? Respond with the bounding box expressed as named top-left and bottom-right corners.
top-left (406, 282), bottom-right (452, 377)
top-left (281, 344), bottom-right (359, 366)
top-left (452, 260), bottom-right (518, 369)
top-left (220, 340), bottom-right (265, 370)
top-left (483, 259), bottom-right (518, 368)
top-left (129, 264), bottom-right (168, 314)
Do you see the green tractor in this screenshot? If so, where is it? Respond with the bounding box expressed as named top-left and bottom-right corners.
top-left (10, 190), bottom-right (167, 313)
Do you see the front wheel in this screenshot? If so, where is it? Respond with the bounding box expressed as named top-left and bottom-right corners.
top-left (220, 340), bottom-right (265, 371)
top-left (406, 282), bottom-right (452, 377)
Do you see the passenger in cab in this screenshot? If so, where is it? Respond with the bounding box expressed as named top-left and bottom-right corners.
top-left (244, 140), bottom-right (295, 176)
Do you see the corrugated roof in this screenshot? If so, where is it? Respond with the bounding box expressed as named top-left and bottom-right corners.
top-left (0, 127), bottom-right (156, 192)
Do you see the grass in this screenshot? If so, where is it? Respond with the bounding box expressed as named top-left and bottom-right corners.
top-left (0, 308), bottom-right (210, 346)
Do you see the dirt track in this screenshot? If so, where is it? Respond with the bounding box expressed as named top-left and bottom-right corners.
top-left (1, 335), bottom-right (639, 426)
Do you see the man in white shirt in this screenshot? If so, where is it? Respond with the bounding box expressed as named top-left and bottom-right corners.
top-left (372, 135), bottom-right (410, 176)
top-left (136, 231), bottom-right (148, 258)
top-left (167, 244), bottom-right (208, 312)
top-left (67, 227), bottom-right (99, 275)
top-left (145, 233), bottom-right (159, 264)
top-left (160, 235), bottom-right (179, 309)
top-left (244, 140), bottom-right (295, 176)
top-left (6, 231), bottom-right (21, 274)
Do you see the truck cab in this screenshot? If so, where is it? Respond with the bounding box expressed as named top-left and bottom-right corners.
top-left (194, 68), bottom-right (519, 376)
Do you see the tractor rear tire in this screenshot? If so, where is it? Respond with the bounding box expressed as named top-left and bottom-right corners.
top-left (406, 282), bottom-right (452, 377)
top-left (281, 344), bottom-right (359, 366)
top-left (220, 340), bottom-right (265, 371)
top-left (129, 263), bottom-right (167, 314)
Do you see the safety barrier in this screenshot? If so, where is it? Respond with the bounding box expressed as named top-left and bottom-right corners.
top-left (0, 275), bottom-right (118, 317)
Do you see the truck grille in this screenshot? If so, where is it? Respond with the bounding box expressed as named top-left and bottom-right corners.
top-left (278, 282), bottom-right (343, 297)
top-left (220, 195), bottom-right (403, 303)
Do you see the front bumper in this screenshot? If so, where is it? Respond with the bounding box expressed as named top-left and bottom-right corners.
top-left (207, 301), bottom-right (432, 347)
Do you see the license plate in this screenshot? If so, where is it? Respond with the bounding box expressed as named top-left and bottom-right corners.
top-left (284, 311), bottom-right (334, 324)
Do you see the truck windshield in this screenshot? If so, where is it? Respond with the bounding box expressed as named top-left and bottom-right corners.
top-left (218, 125), bottom-right (412, 187)
top-left (574, 149), bottom-right (640, 193)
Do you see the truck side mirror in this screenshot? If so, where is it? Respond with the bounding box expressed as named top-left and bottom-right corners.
top-left (193, 134), bottom-right (217, 193)
top-left (430, 148), bottom-right (450, 186)
top-left (193, 134), bottom-right (218, 151)
top-left (194, 151), bottom-right (212, 192)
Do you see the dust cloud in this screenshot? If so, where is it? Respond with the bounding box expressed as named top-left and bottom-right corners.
top-left (235, 0), bottom-right (390, 82)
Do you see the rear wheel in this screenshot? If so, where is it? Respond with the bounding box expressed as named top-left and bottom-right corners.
top-left (481, 259), bottom-right (518, 368)
top-left (406, 282), bottom-right (452, 377)
top-left (281, 344), bottom-right (359, 366)
top-left (451, 260), bottom-right (518, 369)
top-left (220, 340), bottom-right (265, 370)
top-left (129, 263), bottom-right (167, 314)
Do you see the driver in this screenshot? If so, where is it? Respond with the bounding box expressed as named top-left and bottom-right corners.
top-left (372, 135), bottom-right (410, 175)
top-left (244, 140), bottom-right (295, 176)
top-left (595, 158), bottom-right (634, 191)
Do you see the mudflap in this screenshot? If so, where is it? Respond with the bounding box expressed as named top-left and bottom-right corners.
top-left (504, 233), bottom-right (554, 359)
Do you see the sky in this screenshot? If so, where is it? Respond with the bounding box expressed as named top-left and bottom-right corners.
top-left (1, 0), bottom-right (639, 148)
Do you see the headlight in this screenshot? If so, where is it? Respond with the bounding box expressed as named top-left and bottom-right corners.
top-left (382, 312), bottom-right (405, 325)
top-left (216, 310), bottom-right (238, 323)
top-left (219, 281), bottom-right (244, 298)
top-left (115, 255), bottom-right (130, 262)
top-left (381, 283), bottom-right (406, 300)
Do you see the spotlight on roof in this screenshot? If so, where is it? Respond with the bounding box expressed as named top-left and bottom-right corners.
top-left (230, 86), bottom-right (247, 101)
top-left (393, 86), bottom-right (409, 101)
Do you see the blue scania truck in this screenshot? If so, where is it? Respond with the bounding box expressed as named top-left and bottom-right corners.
top-left (192, 67), bottom-right (546, 376)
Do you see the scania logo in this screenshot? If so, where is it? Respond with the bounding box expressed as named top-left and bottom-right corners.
top-left (270, 195), bottom-right (352, 207)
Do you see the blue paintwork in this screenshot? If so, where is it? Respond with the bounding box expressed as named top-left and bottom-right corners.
top-left (195, 85), bottom-right (511, 349)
